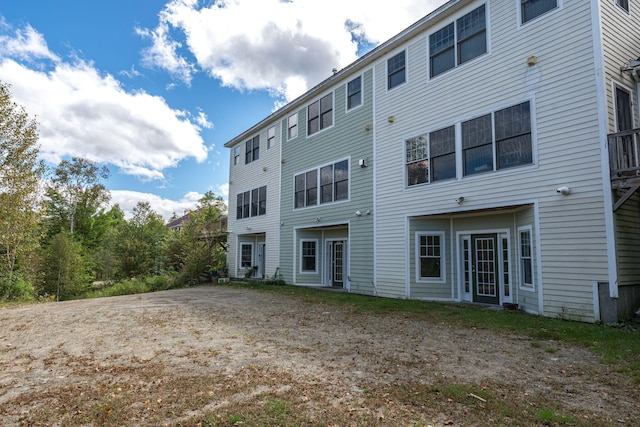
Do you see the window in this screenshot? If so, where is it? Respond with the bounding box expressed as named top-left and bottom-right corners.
top-left (237, 186), bottom-right (266, 219)
top-left (518, 227), bottom-right (534, 288)
top-left (301, 240), bottom-right (317, 272)
top-left (495, 102), bottom-right (532, 169)
top-left (387, 51), bottom-right (406, 89)
top-left (417, 233), bottom-right (444, 280)
top-left (615, 86), bottom-right (633, 131)
top-left (521, 0), bottom-right (558, 24)
top-left (233, 146), bottom-right (241, 165)
top-left (296, 160), bottom-right (349, 208)
top-left (463, 101), bottom-right (532, 176)
top-left (347, 76), bottom-right (362, 110)
top-left (245, 135), bottom-right (259, 164)
top-left (288, 113), bottom-right (298, 139)
top-left (406, 126), bottom-right (456, 186)
top-left (430, 5), bottom-right (486, 78)
top-left (241, 244), bottom-right (252, 268)
top-left (308, 93), bottom-right (333, 135)
top-left (616, 0), bottom-right (629, 12)
top-left (267, 126), bottom-right (275, 149)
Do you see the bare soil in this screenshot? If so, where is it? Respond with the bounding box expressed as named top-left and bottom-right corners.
top-left (0, 285), bottom-right (638, 426)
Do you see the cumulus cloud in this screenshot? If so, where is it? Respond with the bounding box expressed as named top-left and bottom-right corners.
top-left (0, 23), bottom-right (209, 182)
top-left (111, 188), bottom-right (228, 220)
top-left (139, 0), bottom-right (448, 102)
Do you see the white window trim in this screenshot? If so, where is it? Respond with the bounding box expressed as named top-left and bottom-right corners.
top-left (306, 92), bottom-right (335, 138)
top-left (614, 0), bottom-right (631, 15)
top-left (612, 80), bottom-right (635, 132)
top-left (415, 231), bottom-right (446, 283)
top-left (293, 157), bottom-right (351, 210)
top-left (386, 49), bottom-right (408, 92)
top-left (239, 242), bottom-right (254, 270)
top-left (427, 3), bottom-right (491, 81)
top-left (300, 239), bottom-right (319, 274)
top-left (267, 125), bottom-right (276, 149)
top-left (517, 225), bottom-right (535, 291)
top-left (517, 0), bottom-right (562, 28)
top-left (287, 112), bottom-right (298, 141)
top-left (346, 74), bottom-right (364, 113)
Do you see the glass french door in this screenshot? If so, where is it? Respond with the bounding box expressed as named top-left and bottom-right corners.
top-left (472, 234), bottom-right (500, 305)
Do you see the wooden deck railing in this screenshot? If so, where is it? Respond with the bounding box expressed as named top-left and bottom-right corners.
top-left (609, 128), bottom-right (640, 189)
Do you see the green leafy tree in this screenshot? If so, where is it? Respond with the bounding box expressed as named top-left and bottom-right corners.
top-left (0, 82), bottom-right (44, 298)
top-left (44, 157), bottom-right (110, 244)
top-left (40, 231), bottom-right (91, 301)
top-left (91, 205), bottom-right (126, 282)
top-left (175, 191), bottom-right (227, 282)
top-left (116, 202), bottom-right (167, 278)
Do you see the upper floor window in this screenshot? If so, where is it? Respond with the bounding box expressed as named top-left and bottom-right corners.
top-left (245, 135), bottom-right (259, 164)
top-left (288, 113), bottom-right (298, 140)
top-left (308, 93), bottom-right (333, 136)
top-left (387, 51), bottom-right (406, 89)
top-left (267, 126), bottom-right (275, 149)
top-left (295, 159), bottom-right (349, 209)
top-left (233, 146), bottom-right (241, 165)
top-left (616, 0), bottom-right (629, 12)
top-left (463, 101), bottom-right (532, 176)
top-left (430, 4), bottom-right (486, 78)
top-left (406, 126), bottom-right (456, 187)
top-left (236, 185), bottom-right (267, 219)
top-left (347, 76), bottom-right (362, 110)
top-left (521, 0), bottom-right (558, 24)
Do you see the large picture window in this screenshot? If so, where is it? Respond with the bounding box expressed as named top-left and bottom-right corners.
top-left (301, 240), bottom-right (317, 272)
top-left (387, 51), bottom-right (406, 89)
top-left (521, 0), bottom-right (558, 24)
top-left (463, 101), bottom-right (532, 176)
top-left (347, 76), bottom-right (362, 110)
top-left (296, 160), bottom-right (349, 208)
top-left (416, 232), bottom-right (444, 281)
top-left (236, 186), bottom-right (266, 219)
top-left (406, 126), bottom-right (456, 186)
top-left (430, 5), bottom-right (486, 78)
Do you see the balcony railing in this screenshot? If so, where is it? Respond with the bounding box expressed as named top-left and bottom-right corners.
top-left (609, 128), bottom-right (640, 189)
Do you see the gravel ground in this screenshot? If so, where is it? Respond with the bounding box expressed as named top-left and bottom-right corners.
top-left (0, 285), bottom-right (638, 426)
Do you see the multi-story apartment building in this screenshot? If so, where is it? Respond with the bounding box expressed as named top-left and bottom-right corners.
top-left (225, 0), bottom-right (640, 323)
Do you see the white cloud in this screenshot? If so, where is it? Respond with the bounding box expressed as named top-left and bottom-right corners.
top-left (0, 22), bottom-right (59, 62)
top-left (110, 189), bottom-right (202, 220)
top-left (0, 24), bottom-right (209, 182)
top-left (139, 0), bottom-right (449, 101)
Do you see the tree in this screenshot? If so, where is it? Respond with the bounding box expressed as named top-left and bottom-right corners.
top-left (40, 231), bottom-right (91, 301)
top-left (44, 157), bottom-right (110, 243)
top-left (175, 191), bottom-right (227, 282)
top-left (0, 81), bottom-right (44, 296)
top-left (116, 202), bottom-right (167, 278)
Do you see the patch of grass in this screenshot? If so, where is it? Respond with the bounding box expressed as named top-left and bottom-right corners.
top-left (81, 275), bottom-right (178, 299)
top-left (536, 408), bottom-right (576, 424)
top-left (226, 280), bottom-right (640, 382)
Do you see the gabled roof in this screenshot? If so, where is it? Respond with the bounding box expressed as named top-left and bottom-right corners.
top-left (223, 0), bottom-right (463, 149)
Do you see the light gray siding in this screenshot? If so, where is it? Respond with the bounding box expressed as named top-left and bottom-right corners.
top-left (373, 0), bottom-right (606, 321)
top-left (227, 120), bottom-right (282, 278)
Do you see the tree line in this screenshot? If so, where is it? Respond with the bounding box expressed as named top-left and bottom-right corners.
top-left (0, 82), bottom-right (227, 302)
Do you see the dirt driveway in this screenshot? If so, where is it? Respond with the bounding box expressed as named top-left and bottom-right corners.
top-left (0, 285), bottom-right (638, 426)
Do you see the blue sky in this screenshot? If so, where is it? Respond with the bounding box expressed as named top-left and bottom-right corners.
top-left (0, 0), bottom-right (446, 219)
